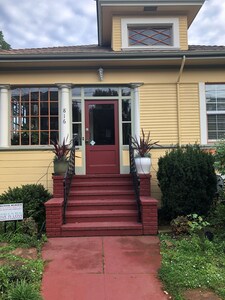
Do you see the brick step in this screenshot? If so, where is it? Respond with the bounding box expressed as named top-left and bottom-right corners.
top-left (73, 174), bottom-right (133, 184)
top-left (69, 190), bottom-right (135, 200)
top-left (66, 199), bottom-right (137, 211)
top-left (65, 209), bottom-right (138, 223)
top-left (61, 221), bottom-right (143, 237)
top-left (71, 181), bottom-right (133, 191)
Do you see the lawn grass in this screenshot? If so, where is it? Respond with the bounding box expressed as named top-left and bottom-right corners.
top-left (0, 225), bottom-right (46, 300)
top-left (159, 234), bottom-right (225, 300)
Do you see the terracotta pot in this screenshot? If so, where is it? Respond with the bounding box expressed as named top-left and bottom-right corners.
top-left (135, 157), bottom-right (151, 174)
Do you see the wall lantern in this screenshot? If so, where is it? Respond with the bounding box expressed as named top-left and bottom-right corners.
top-left (98, 67), bottom-right (104, 81)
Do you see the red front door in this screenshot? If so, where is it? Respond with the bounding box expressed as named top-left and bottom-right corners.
top-left (85, 100), bottom-right (119, 174)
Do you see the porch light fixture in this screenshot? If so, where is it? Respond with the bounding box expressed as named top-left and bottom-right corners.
top-left (98, 67), bottom-right (104, 81)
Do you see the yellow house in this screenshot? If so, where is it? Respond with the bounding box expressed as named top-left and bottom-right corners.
top-left (0, 0), bottom-right (224, 236)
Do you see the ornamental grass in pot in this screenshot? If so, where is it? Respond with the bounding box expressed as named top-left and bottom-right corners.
top-left (131, 129), bottom-right (159, 174)
top-left (52, 139), bottom-right (71, 176)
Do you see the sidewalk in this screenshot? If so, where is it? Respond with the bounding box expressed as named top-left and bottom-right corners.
top-left (41, 236), bottom-right (168, 300)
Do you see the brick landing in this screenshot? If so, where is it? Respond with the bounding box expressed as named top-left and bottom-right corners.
top-left (41, 236), bottom-right (168, 300)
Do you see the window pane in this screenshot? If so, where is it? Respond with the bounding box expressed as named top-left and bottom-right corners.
top-left (72, 124), bottom-right (82, 146)
top-left (50, 131), bottom-right (59, 143)
top-left (123, 123), bottom-right (131, 145)
top-left (122, 88), bottom-right (131, 96)
top-left (31, 132), bottom-right (39, 145)
top-left (72, 88), bottom-right (81, 97)
top-left (84, 87), bottom-right (118, 97)
top-left (129, 26), bottom-right (172, 46)
top-left (40, 88), bottom-right (49, 101)
top-left (50, 88), bottom-right (58, 101)
top-left (21, 88), bottom-right (29, 101)
top-left (40, 132), bottom-right (49, 145)
top-left (41, 117), bottom-right (48, 130)
top-left (72, 100), bottom-right (81, 122)
top-left (21, 131), bottom-right (29, 145)
top-left (40, 102), bottom-right (48, 115)
top-left (21, 102), bottom-right (29, 116)
top-left (31, 103), bottom-right (39, 115)
top-left (122, 99), bottom-right (131, 121)
top-left (31, 117), bottom-right (38, 130)
top-left (50, 102), bottom-right (58, 115)
top-left (30, 89), bottom-right (39, 102)
top-left (50, 117), bottom-right (58, 130)
top-left (11, 133), bottom-right (19, 145)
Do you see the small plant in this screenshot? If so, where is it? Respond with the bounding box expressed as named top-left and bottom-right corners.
top-left (7, 280), bottom-right (43, 300)
top-left (187, 213), bottom-right (210, 233)
top-left (131, 129), bottom-right (159, 157)
top-left (51, 138), bottom-right (70, 162)
top-left (170, 214), bottom-right (210, 236)
top-left (170, 215), bottom-right (189, 235)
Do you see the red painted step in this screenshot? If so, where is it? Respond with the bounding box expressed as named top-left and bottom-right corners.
top-left (71, 181), bottom-right (133, 191)
top-left (69, 190), bottom-right (135, 200)
top-left (66, 199), bottom-right (137, 211)
top-left (61, 221), bottom-right (143, 237)
top-left (66, 209), bottom-right (138, 223)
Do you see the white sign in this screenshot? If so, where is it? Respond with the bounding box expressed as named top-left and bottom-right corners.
top-left (0, 203), bottom-right (23, 221)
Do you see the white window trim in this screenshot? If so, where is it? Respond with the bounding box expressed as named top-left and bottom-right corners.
top-left (121, 17), bottom-right (180, 50)
top-left (199, 82), bottom-right (207, 145)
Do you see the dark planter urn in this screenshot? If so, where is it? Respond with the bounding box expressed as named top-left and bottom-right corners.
top-left (53, 160), bottom-right (69, 176)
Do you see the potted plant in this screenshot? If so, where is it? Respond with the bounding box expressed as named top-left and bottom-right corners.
top-left (131, 129), bottom-right (159, 174)
top-left (52, 139), bottom-right (71, 176)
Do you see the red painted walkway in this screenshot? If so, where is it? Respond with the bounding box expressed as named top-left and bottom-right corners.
top-left (41, 236), bottom-right (168, 300)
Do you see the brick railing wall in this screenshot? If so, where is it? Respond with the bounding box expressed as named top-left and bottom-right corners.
top-left (45, 198), bottom-right (63, 237)
top-left (139, 174), bottom-right (158, 235)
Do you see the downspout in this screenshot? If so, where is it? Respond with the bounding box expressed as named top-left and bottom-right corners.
top-left (176, 55), bottom-right (186, 146)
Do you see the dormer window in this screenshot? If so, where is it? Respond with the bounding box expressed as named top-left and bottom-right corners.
top-left (121, 17), bottom-right (180, 50)
top-left (128, 25), bottom-right (172, 46)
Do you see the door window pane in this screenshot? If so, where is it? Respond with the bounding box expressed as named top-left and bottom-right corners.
top-left (89, 104), bottom-right (115, 145)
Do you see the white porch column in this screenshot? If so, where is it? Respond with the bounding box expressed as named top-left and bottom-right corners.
top-left (0, 85), bottom-right (10, 147)
top-left (58, 84), bottom-right (72, 144)
top-left (130, 83), bottom-right (143, 139)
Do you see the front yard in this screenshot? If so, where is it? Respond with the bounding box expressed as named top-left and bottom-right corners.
top-left (159, 233), bottom-right (225, 300)
top-left (0, 225), bottom-right (45, 300)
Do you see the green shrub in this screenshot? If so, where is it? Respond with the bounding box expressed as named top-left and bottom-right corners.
top-left (7, 280), bottom-right (43, 300)
top-left (209, 203), bottom-right (225, 234)
top-left (214, 139), bottom-right (225, 175)
top-left (157, 145), bottom-right (217, 219)
top-left (0, 184), bottom-right (51, 230)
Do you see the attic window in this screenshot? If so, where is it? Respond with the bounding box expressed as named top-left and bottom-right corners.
top-left (121, 17), bottom-right (180, 49)
top-left (128, 26), bottom-right (172, 46)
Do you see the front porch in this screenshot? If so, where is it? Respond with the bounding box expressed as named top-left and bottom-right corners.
top-left (45, 174), bottom-right (158, 237)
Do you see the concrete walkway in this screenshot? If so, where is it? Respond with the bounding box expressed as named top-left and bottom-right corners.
top-left (41, 236), bottom-right (168, 300)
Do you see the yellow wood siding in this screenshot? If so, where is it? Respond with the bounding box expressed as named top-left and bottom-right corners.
top-left (179, 16), bottom-right (188, 50)
top-left (179, 83), bottom-right (200, 144)
top-left (140, 84), bottom-right (178, 144)
top-left (112, 16), bottom-right (122, 51)
top-left (0, 151), bottom-right (54, 194)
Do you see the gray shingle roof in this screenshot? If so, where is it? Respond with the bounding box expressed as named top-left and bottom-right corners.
top-left (1, 44), bottom-right (225, 56)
